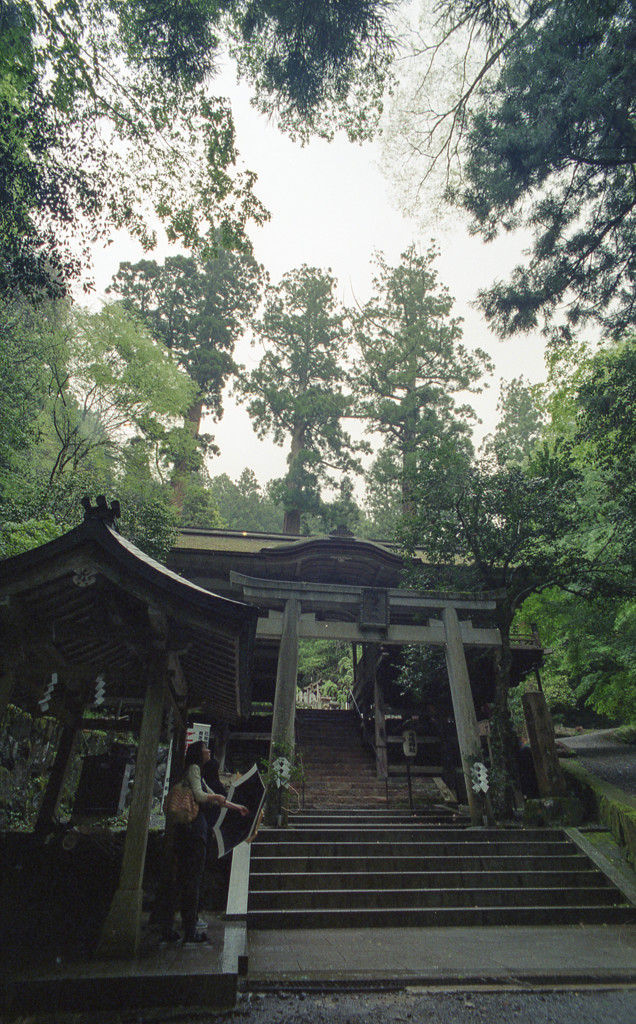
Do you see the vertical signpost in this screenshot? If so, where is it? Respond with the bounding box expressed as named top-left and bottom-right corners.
top-left (402, 727), bottom-right (418, 811)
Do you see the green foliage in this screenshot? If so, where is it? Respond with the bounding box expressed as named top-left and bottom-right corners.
top-left (207, 469), bottom-right (284, 532)
top-left (2, 0), bottom-right (396, 298)
top-left (354, 245), bottom-right (492, 515)
top-left (575, 335), bottom-right (636, 563)
top-left (481, 377), bottom-right (545, 467)
top-left (109, 252), bottom-right (264, 417)
top-left (0, 295), bottom-right (57, 486)
top-left (227, 0), bottom-right (396, 141)
top-left (47, 302), bottom-right (197, 483)
top-left (0, 294), bottom-right (189, 561)
top-left (363, 447), bottom-right (402, 539)
top-left (179, 473), bottom-right (226, 529)
top-left (0, 0), bottom-right (269, 299)
top-left (521, 589), bottom-right (636, 725)
top-left (115, 481), bottom-right (180, 562)
top-left (0, 515), bottom-right (62, 559)
top-left (297, 640), bottom-right (354, 705)
top-left (236, 266), bottom-right (367, 534)
top-left (614, 725), bottom-right (636, 743)
top-left (406, 0), bottom-right (636, 342)
top-left (396, 645), bottom-right (450, 710)
top-left (302, 476), bottom-right (372, 537)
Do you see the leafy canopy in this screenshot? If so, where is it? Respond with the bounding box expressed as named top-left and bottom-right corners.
top-left (2, 0), bottom-right (397, 298)
top-left (387, 0), bottom-right (636, 343)
top-left (108, 252), bottom-right (264, 418)
top-left (0, 0), bottom-right (269, 299)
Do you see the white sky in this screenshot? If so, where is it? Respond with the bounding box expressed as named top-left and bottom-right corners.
top-left (87, 66), bottom-right (547, 491)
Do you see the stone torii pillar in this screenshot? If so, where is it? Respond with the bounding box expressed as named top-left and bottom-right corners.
top-left (442, 606), bottom-right (490, 826)
top-left (269, 597), bottom-right (301, 760)
top-left (362, 644), bottom-right (387, 780)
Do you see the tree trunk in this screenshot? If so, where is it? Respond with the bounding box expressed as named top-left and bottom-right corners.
top-left (283, 420), bottom-right (305, 536)
top-left (400, 404), bottom-right (418, 519)
top-left (170, 399), bottom-right (204, 511)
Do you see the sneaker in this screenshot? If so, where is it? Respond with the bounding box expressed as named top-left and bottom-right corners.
top-left (183, 932), bottom-right (208, 945)
top-left (196, 918), bottom-right (208, 930)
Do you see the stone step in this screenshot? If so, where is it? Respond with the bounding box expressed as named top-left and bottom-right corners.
top-left (249, 885), bottom-right (621, 911)
top-left (247, 904), bottom-right (636, 929)
top-left (291, 817), bottom-right (469, 828)
top-left (254, 826), bottom-right (561, 842)
top-left (293, 808), bottom-right (463, 820)
top-left (249, 853), bottom-right (595, 873)
top-left (300, 761), bottom-right (377, 770)
top-left (246, 807), bottom-right (636, 930)
top-left (251, 869), bottom-right (611, 891)
top-left (251, 838), bottom-right (582, 858)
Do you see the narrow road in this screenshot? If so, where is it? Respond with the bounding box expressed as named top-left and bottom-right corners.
top-left (559, 729), bottom-right (636, 796)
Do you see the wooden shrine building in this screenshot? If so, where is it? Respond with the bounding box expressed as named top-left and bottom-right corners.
top-left (0, 501), bottom-right (257, 958)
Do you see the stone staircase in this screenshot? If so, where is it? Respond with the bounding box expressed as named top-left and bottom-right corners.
top-left (296, 707), bottom-right (391, 807)
top-left (246, 808), bottom-right (636, 928)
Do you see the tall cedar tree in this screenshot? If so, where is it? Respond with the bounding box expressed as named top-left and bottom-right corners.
top-left (108, 252), bottom-right (263, 506)
top-left (353, 245), bottom-right (492, 514)
top-left (236, 266), bottom-right (366, 535)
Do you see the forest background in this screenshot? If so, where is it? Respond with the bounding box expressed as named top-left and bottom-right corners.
top-left (2, 0), bottom-right (636, 805)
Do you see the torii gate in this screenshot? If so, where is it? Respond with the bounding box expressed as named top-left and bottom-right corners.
top-left (231, 573), bottom-right (503, 825)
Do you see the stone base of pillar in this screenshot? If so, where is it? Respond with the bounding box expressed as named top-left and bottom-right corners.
top-left (96, 887), bottom-right (143, 959)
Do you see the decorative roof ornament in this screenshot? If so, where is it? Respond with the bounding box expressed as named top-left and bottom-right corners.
top-left (329, 525), bottom-right (354, 539)
top-left (80, 495), bottom-right (121, 529)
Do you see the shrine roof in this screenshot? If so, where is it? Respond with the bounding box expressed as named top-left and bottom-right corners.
top-left (0, 518), bottom-right (257, 723)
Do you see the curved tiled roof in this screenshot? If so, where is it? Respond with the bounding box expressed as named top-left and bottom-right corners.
top-left (0, 519), bottom-right (257, 723)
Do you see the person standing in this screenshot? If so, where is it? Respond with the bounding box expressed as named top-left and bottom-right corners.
top-left (162, 740), bottom-right (248, 944)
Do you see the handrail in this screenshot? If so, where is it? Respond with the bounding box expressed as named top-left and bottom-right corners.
top-left (347, 689), bottom-right (389, 805)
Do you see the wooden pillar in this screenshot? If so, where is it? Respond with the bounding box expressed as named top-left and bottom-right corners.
top-left (269, 598), bottom-right (300, 760)
top-left (366, 644), bottom-right (387, 780)
top-left (216, 722), bottom-right (229, 772)
top-left (170, 720), bottom-right (187, 788)
top-left (97, 650), bottom-right (167, 958)
top-left (442, 607), bottom-right (489, 826)
top-left (522, 690), bottom-right (566, 797)
top-left (34, 703), bottom-right (83, 834)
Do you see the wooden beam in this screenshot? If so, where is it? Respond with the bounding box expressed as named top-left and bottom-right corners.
top-left (522, 690), bottom-right (566, 798)
top-left (34, 702), bottom-right (84, 833)
top-left (80, 716), bottom-right (130, 731)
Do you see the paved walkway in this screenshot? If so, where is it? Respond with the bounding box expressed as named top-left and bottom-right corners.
top-left (559, 730), bottom-right (636, 796)
top-left (246, 922), bottom-right (636, 988)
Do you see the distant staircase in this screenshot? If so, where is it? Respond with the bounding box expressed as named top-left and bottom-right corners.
top-left (297, 708), bottom-right (386, 807)
top-left (247, 808), bottom-right (636, 928)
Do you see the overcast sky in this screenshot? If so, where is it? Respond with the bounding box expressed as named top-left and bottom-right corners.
top-left (87, 65), bottom-right (547, 490)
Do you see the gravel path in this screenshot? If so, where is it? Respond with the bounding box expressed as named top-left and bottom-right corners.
top-left (559, 730), bottom-right (636, 796)
top-left (102, 989), bottom-right (636, 1024)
